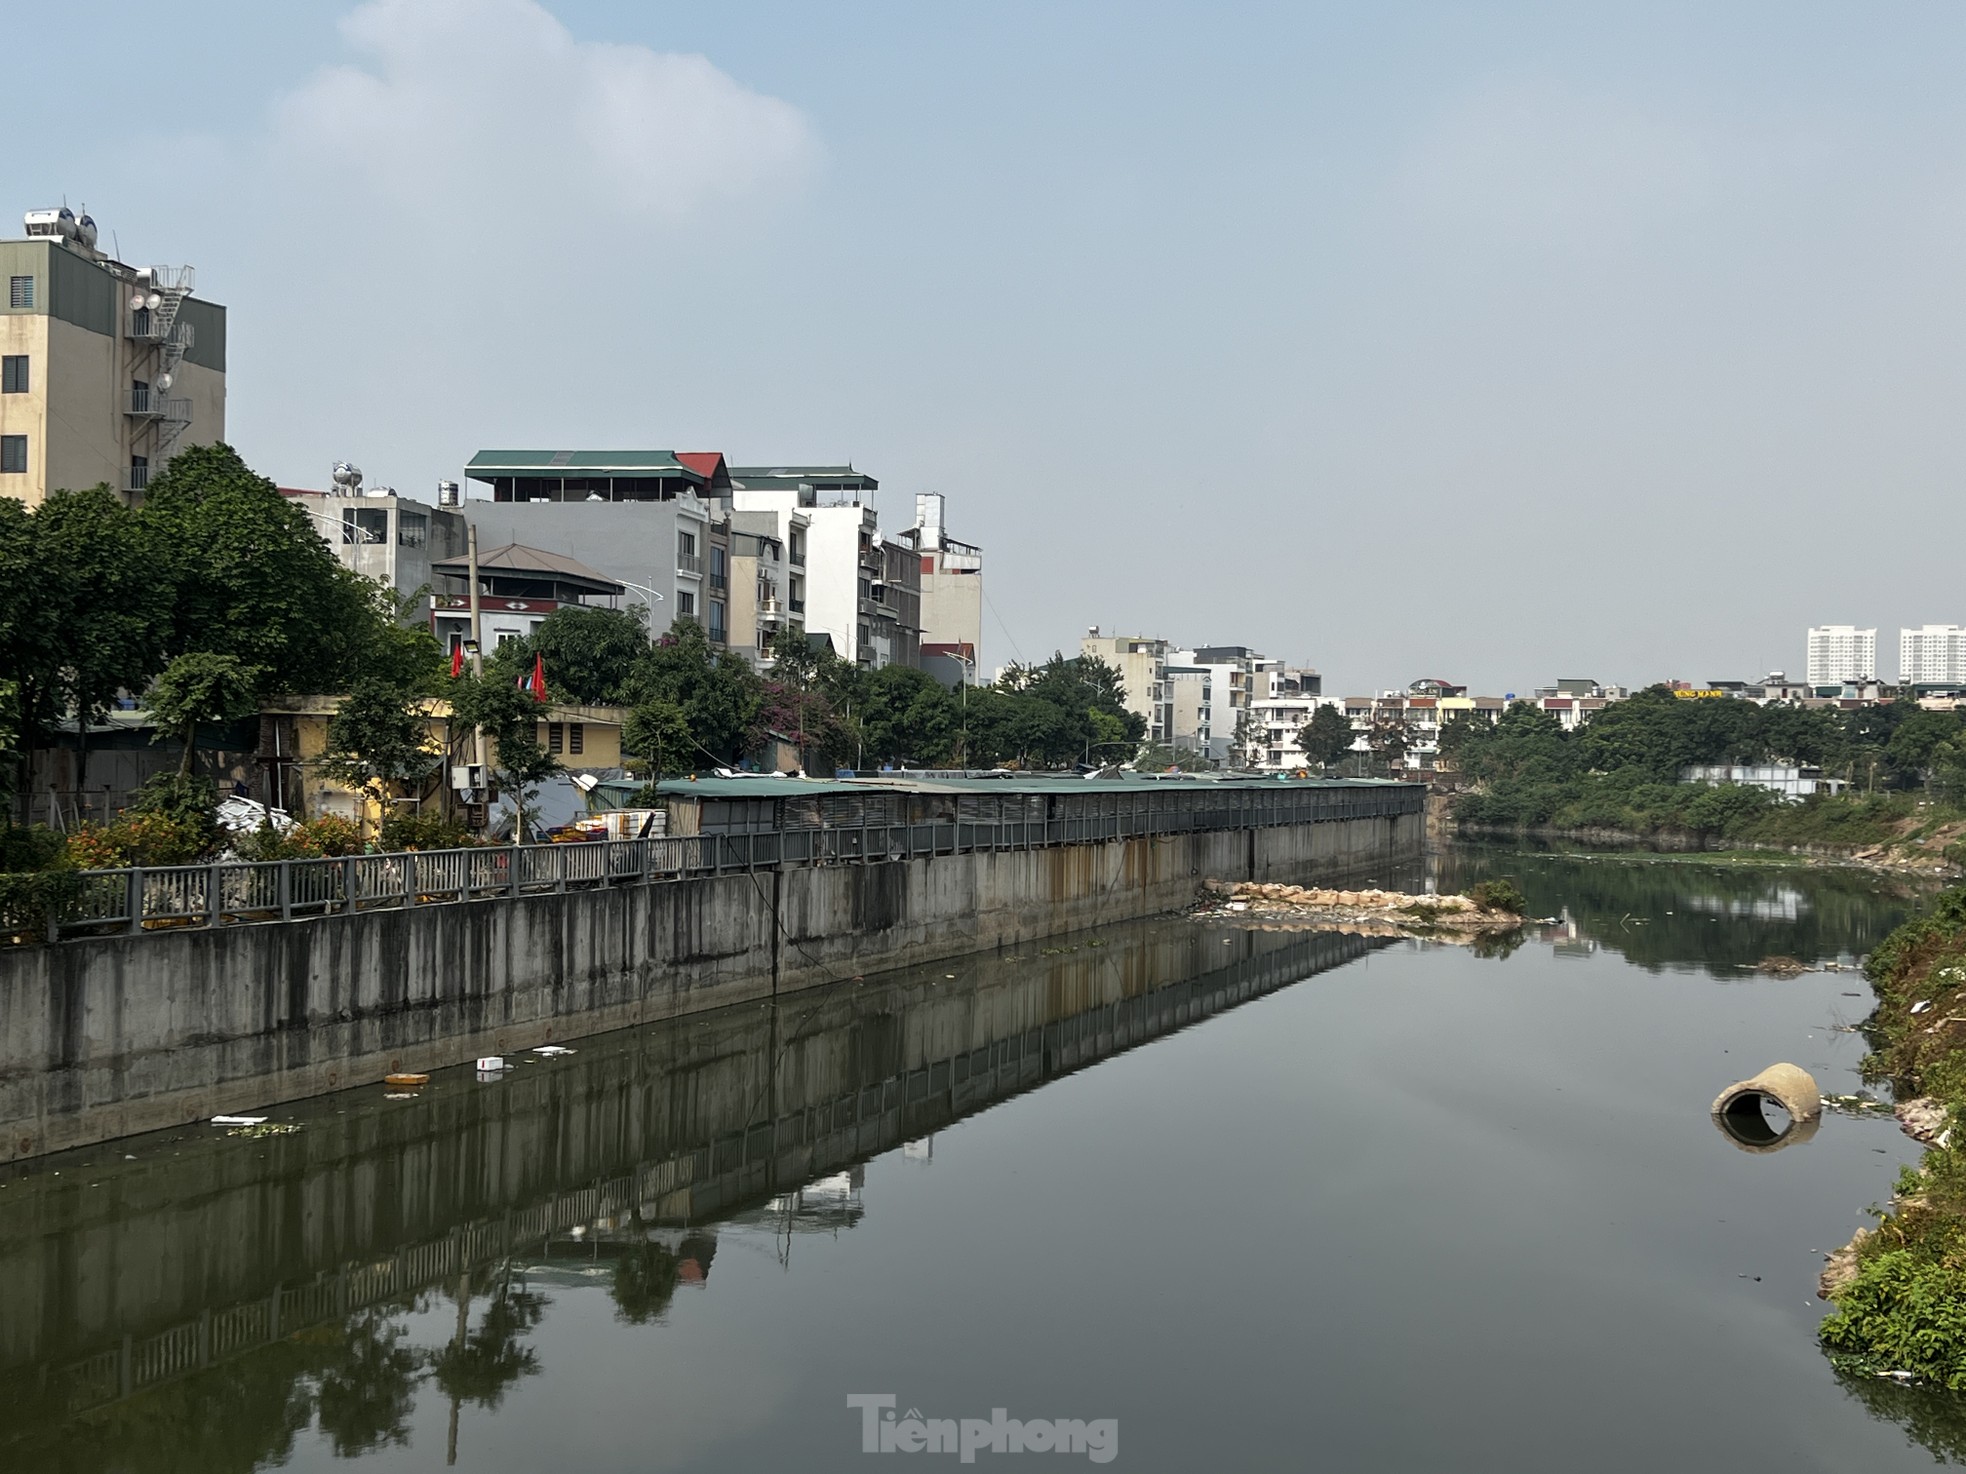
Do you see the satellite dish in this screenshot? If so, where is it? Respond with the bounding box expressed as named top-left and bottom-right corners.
top-left (130, 292), bottom-right (146, 310)
top-left (145, 293), bottom-right (161, 310)
top-left (155, 373), bottom-right (173, 391)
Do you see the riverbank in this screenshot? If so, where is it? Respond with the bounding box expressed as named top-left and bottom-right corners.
top-left (1819, 883), bottom-right (1966, 1387)
top-left (1454, 820), bottom-right (1964, 878)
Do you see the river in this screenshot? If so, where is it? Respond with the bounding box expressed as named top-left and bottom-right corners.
top-left (2, 845), bottom-right (1961, 1471)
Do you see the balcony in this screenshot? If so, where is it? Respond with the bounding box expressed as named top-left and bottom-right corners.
top-left (708, 571), bottom-right (728, 592)
top-left (676, 551), bottom-right (702, 575)
top-left (124, 389), bottom-right (190, 421)
top-left (123, 464), bottom-right (150, 494)
top-left (789, 549), bottom-right (806, 567)
top-left (789, 597), bottom-right (805, 613)
top-left (125, 311), bottom-right (195, 349)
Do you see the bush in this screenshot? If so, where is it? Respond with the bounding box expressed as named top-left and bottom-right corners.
top-left (1469, 878), bottom-right (1528, 915)
top-left (0, 868), bottom-right (85, 942)
top-left (65, 807), bottom-right (216, 868)
top-left (0, 824), bottom-right (67, 873)
top-left (379, 810), bottom-right (474, 852)
top-left (1822, 1252), bottom-right (1966, 1389)
top-left (229, 813), bottom-right (365, 861)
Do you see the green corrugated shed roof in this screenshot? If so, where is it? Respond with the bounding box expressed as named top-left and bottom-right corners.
top-left (466, 450), bottom-right (698, 480)
top-left (652, 773), bottom-right (1418, 800)
top-left (728, 465), bottom-right (878, 489)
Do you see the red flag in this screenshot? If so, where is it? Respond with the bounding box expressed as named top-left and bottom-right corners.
top-left (450, 643), bottom-right (464, 679)
top-left (530, 652), bottom-right (547, 702)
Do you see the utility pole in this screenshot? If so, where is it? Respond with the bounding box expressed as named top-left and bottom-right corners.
top-left (467, 525), bottom-right (488, 834)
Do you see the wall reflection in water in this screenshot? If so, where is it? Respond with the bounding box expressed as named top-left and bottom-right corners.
top-left (0, 917), bottom-right (1384, 1471)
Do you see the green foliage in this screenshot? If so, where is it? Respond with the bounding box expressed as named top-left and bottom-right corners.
top-left (1821, 1253), bottom-right (1966, 1389)
top-left (0, 867), bottom-right (85, 941)
top-left (449, 673), bottom-right (557, 838)
top-left (623, 696), bottom-right (693, 780)
top-left (318, 678), bottom-right (441, 804)
top-left (378, 809), bottom-right (474, 852)
top-left (0, 823), bottom-right (66, 873)
top-left (1453, 688), bottom-right (1966, 849)
top-left (141, 444), bottom-right (376, 696)
top-left (145, 651), bottom-right (262, 776)
top-left (1468, 878), bottom-right (1528, 915)
top-left (623, 620), bottom-right (763, 767)
top-left (498, 604), bottom-right (649, 705)
top-left (235, 814), bottom-right (365, 860)
top-left (1298, 704), bottom-right (1355, 768)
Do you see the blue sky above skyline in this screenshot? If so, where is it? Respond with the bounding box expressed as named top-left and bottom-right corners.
top-left (8, 1), bottom-right (1964, 692)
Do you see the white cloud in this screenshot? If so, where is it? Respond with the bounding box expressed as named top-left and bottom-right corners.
top-left (272, 0), bottom-right (819, 219)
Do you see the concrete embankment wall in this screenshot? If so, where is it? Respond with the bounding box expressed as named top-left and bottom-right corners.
top-left (0, 811), bottom-right (1418, 1161)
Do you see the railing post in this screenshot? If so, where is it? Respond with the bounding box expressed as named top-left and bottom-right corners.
top-left (206, 863), bottom-right (221, 928)
top-left (126, 867), bottom-right (143, 934)
top-left (343, 856), bottom-right (357, 913)
top-left (556, 846), bottom-right (566, 894)
top-left (278, 860), bottom-right (292, 922)
top-left (509, 844), bottom-right (522, 897)
top-left (405, 852), bottom-right (417, 908)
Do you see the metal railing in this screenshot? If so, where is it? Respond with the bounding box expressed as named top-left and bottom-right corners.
top-left (123, 389), bottom-right (190, 421)
top-left (6, 785), bottom-right (1421, 945)
top-left (677, 551), bottom-right (702, 575)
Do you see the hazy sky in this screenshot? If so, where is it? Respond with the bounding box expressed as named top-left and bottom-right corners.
top-left (9, 1), bottom-right (1964, 693)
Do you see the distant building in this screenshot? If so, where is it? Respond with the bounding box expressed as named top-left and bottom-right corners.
top-left (730, 466), bottom-right (891, 667)
top-left (908, 493), bottom-right (983, 670)
top-left (427, 542), bottom-right (629, 653)
top-left (0, 204), bottom-right (226, 506)
top-left (1080, 629), bottom-right (1170, 744)
top-left (462, 450), bottom-right (733, 651)
top-left (1900, 625), bottom-right (1966, 688)
top-left (1807, 625), bottom-right (1876, 686)
top-left (1681, 763), bottom-right (1846, 801)
top-left (727, 510), bottom-right (801, 666)
top-left (282, 469), bottom-right (466, 615)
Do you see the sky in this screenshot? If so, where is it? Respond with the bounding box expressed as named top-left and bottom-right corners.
top-left (7, 0), bottom-right (1965, 694)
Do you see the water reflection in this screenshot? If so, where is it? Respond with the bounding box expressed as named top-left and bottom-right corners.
top-left (0, 918), bottom-right (1382, 1471)
top-left (1437, 843), bottom-right (1929, 977)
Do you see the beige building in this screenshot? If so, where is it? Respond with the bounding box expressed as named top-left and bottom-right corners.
top-left (727, 509), bottom-right (803, 665)
top-left (909, 492), bottom-right (983, 669)
top-left (0, 206), bottom-right (225, 506)
top-left (1080, 628), bottom-right (1171, 744)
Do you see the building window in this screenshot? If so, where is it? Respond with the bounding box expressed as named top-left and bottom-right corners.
top-left (0, 356), bottom-right (26, 393)
top-left (0, 436), bottom-right (24, 474)
top-left (8, 277), bottom-right (33, 309)
top-left (709, 600), bottom-right (727, 643)
top-left (131, 378), bottom-right (151, 413)
top-left (397, 512), bottom-right (427, 547)
top-left (546, 722), bottom-right (564, 754)
top-left (678, 530), bottom-right (696, 556)
top-left (568, 722), bottom-right (584, 756)
top-left (129, 454), bottom-right (148, 492)
top-left (709, 545), bottom-right (727, 591)
top-left (678, 590), bottom-right (696, 617)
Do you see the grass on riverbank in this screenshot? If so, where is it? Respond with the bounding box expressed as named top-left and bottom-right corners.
top-left (1821, 885), bottom-right (1966, 1386)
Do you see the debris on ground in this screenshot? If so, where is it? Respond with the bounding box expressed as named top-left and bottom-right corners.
top-left (1895, 1097), bottom-right (1951, 1143)
top-left (1757, 955), bottom-right (1810, 977)
top-left (1190, 880), bottom-right (1527, 941)
top-left (225, 1122), bottom-right (299, 1138)
top-left (211, 1115), bottom-right (266, 1126)
top-left (533, 1045), bottom-right (575, 1057)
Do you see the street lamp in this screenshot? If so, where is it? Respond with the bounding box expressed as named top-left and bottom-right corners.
top-left (294, 506), bottom-right (381, 543)
top-left (616, 580), bottom-right (666, 643)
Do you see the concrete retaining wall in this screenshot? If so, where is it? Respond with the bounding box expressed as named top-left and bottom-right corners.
top-left (0, 811), bottom-right (1419, 1161)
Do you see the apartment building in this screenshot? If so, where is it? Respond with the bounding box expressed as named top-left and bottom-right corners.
top-left (1, 205), bottom-right (226, 506)
top-left (909, 492), bottom-right (983, 669)
top-left (282, 468), bottom-right (467, 615)
top-left (1901, 625), bottom-right (1966, 688)
top-left (727, 510), bottom-right (802, 665)
top-left (1807, 625), bottom-right (1877, 687)
top-left (427, 543), bottom-right (628, 653)
top-left (461, 450), bottom-right (732, 651)
top-left (1246, 666), bottom-right (1327, 770)
top-left (729, 466), bottom-right (889, 667)
top-left (1081, 629), bottom-right (1171, 744)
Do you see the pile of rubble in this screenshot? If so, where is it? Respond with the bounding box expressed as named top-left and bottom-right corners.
top-left (1193, 879), bottom-right (1524, 937)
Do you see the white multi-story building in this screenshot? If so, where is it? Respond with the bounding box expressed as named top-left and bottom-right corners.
top-left (1900, 625), bottom-right (1966, 688)
top-left (729, 466), bottom-right (890, 667)
top-left (1807, 625), bottom-right (1876, 687)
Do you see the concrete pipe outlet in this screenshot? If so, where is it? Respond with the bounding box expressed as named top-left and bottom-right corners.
top-left (1710, 1062), bottom-right (1823, 1153)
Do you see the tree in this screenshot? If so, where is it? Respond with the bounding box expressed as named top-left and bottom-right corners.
top-left (499, 605), bottom-right (648, 706)
top-left (1367, 714), bottom-right (1411, 772)
top-left (1296, 705), bottom-right (1354, 768)
top-left (141, 443), bottom-right (375, 697)
top-left (34, 487), bottom-right (174, 788)
top-left (623, 695), bottom-right (692, 783)
top-left (860, 664), bottom-right (958, 767)
top-left (449, 674), bottom-right (557, 839)
top-left (145, 652), bottom-right (261, 777)
top-left (317, 678), bottom-right (443, 818)
top-left (622, 620), bottom-right (763, 767)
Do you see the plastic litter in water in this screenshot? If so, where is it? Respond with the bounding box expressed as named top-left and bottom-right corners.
top-left (532, 1045), bottom-right (575, 1057)
top-left (476, 1057), bottom-right (508, 1072)
top-left (211, 1115), bottom-right (266, 1126)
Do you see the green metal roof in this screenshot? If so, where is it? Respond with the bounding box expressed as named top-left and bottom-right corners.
top-left (728, 465), bottom-right (878, 489)
top-left (653, 773), bottom-right (1418, 800)
top-left (466, 450), bottom-right (700, 481)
